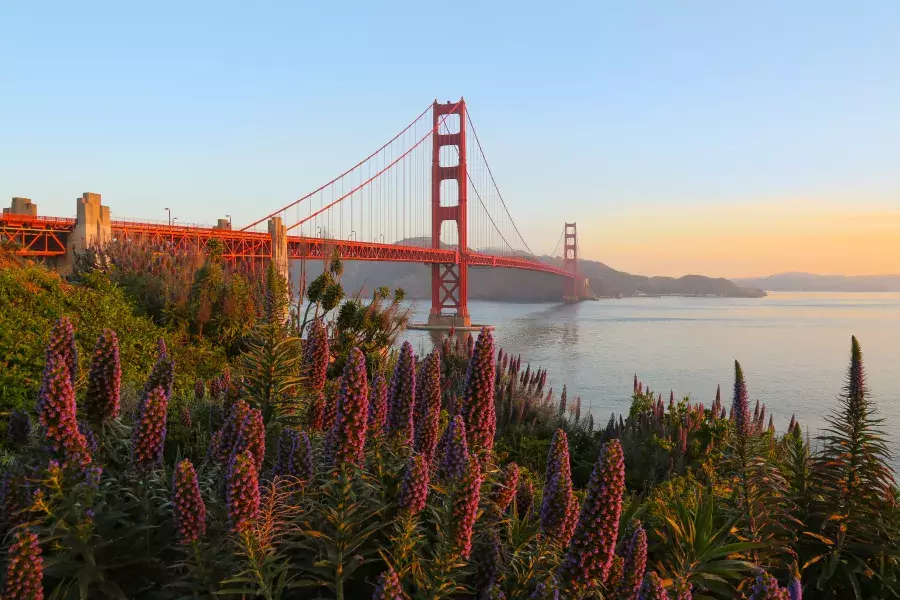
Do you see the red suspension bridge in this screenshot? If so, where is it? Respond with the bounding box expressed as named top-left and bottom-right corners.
top-left (1, 98), bottom-right (589, 328)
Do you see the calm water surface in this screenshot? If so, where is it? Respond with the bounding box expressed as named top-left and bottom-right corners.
top-left (400, 293), bottom-right (899, 453)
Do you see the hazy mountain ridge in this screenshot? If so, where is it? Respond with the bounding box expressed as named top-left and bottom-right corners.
top-left (735, 273), bottom-right (900, 292)
top-left (293, 238), bottom-right (765, 300)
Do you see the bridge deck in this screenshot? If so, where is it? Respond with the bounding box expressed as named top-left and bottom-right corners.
top-left (0, 214), bottom-right (575, 279)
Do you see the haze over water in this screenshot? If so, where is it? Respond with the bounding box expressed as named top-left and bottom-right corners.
top-left (401, 292), bottom-right (899, 456)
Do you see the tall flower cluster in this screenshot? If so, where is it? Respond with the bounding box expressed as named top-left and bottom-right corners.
top-left (194, 379), bottom-right (205, 400)
top-left (273, 428), bottom-right (314, 482)
top-left (227, 450), bottom-right (260, 534)
top-left (37, 354), bottom-right (92, 470)
top-left (516, 478), bottom-right (535, 517)
top-left (491, 462), bottom-right (519, 512)
top-left (413, 350), bottom-right (441, 462)
top-left (233, 408), bottom-right (265, 472)
top-left (671, 577), bottom-right (692, 600)
top-left (541, 429), bottom-right (575, 544)
top-left (637, 572), bottom-right (669, 600)
top-left (616, 522), bottom-right (648, 600)
top-left (215, 400), bottom-right (251, 462)
top-left (372, 567), bottom-right (404, 600)
top-left (438, 415), bottom-right (469, 481)
top-left (450, 455), bottom-right (482, 559)
top-left (173, 459), bottom-right (206, 544)
top-left (397, 454), bottom-right (431, 517)
top-left (304, 318), bottom-right (330, 391)
top-left (85, 329), bottom-right (121, 424)
top-left (749, 571), bottom-right (790, 599)
top-left (559, 439), bottom-right (626, 591)
top-left (3, 528), bottom-right (43, 600)
top-left (367, 374), bottom-right (388, 438)
top-left (42, 316), bottom-right (77, 389)
top-left (306, 390), bottom-right (325, 431)
top-left (731, 360), bottom-right (751, 437)
top-left (472, 530), bottom-right (502, 596)
top-left (461, 328), bottom-right (496, 457)
top-left (330, 347), bottom-right (369, 467)
top-left (138, 341), bottom-right (174, 420)
top-left (132, 386), bottom-right (169, 469)
top-left (388, 341), bottom-right (416, 444)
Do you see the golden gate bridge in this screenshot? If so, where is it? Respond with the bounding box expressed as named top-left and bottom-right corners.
top-left (0, 98), bottom-right (588, 329)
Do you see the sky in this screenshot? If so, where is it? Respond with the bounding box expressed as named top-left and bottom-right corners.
top-left (1, 1), bottom-right (898, 278)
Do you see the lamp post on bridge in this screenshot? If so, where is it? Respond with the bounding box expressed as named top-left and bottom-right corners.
top-left (164, 207), bottom-right (171, 226)
top-left (226, 214), bottom-right (232, 227)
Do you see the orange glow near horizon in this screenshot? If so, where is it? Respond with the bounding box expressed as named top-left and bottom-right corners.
top-left (579, 199), bottom-right (900, 279)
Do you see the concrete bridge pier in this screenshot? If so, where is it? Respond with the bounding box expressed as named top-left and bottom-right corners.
top-left (62, 193), bottom-right (111, 273)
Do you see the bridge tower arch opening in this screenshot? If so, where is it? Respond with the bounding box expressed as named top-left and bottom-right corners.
top-left (428, 99), bottom-right (471, 327)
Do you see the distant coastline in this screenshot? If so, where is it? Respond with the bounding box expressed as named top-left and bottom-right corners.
top-left (735, 273), bottom-right (900, 293)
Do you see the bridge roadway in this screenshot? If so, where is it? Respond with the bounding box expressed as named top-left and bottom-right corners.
top-left (0, 212), bottom-right (575, 280)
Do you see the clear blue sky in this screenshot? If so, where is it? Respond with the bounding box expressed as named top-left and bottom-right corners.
top-left (2, 2), bottom-right (898, 276)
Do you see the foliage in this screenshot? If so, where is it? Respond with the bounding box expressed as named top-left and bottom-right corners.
top-left (0, 256), bottom-right (898, 599)
top-left (0, 259), bottom-right (225, 415)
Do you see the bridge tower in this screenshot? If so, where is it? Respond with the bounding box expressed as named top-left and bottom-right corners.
top-left (563, 222), bottom-right (580, 302)
top-left (428, 99), bottom-right (471, 328)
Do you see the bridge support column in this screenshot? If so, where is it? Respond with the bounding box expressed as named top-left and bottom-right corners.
top-left (268, 215), bottom-right (289, 301)
top-left (63, 193), bottom-right (111, 274)
top-left (563, 222), bottom-right (580, 303)
top-left (428, 98), bottom-right (471, 329)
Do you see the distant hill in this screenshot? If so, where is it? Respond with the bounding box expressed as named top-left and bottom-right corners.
top-left (292, 238), bottom-right (765, 301)
top-left (734, 273), bottom-right (900, 292)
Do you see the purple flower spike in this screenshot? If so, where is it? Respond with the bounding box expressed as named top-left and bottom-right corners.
top-left (3, 528), bottom-right (43, 600)
top-left (132, 386), bottom-right (169, 469)
top-left (233, 408), bottom-right (265, 473)
top-left (492, 462), bottom-right (519, 512)
top-left (438, 415), bottom-right (469, 481)
top-left (748, 570), bottom-right (790, 599)
top-left (273, 428), bottom-right (314, 482)
top-left (173, 459), bottom-right (206, 544)
top-left (227, 450), bottom-right (260, 534)
top-left (372, 566), bottom-right (404, 599)
top-left (530, 582), bottom-right (559, 600)
top-left (541, 429), bottom-right (574, 544)
top-left (414, 350), bottom-right (442, 462)
top-left (606, 555), bottom-right (624, 588)
top-left (450, 454), bottom-right (482, 559)
top-left (731, 360), bottom-right (751, 437)
top-left (38, 354), bottom-right (92, 470)
top-left (472, 530), bottom-right (502, 595)
top-left (461, 327), bottom-right (497, 457)
top-left (616, 522), bottom-right (648, 600)
top-left (558, 385), bottom-right (568, 418)
top-left (559, 439), bottom-right (625, 592)
top-left (304, 319), bottom-right (330, 391)
top-left (516, 478), bottom-right (534, 517)
top-left (307, 390), bottom-right (325, 431)
top-left (637, 572), bottom-right (669, 600)
top-left (194, 379), bottom-right (205, 401)
top-left (43, 316), bottom-right (77, 388)
top-left (217, 399), bottom-right (251, 462)
top-left (85, 329), bottom-right (121, 424)
top-left (671, 577), bottom-right (693, 600)
top-left (397, 453), bottom-right (431, 517)
top-left (787, 572), bottom-right (801, 600)
top-left (388, 341), bottom-right (416, 445)
top-left (331, 347), bottom-right (369, 467)
top-left (368, 374), bottom-right (389, 438)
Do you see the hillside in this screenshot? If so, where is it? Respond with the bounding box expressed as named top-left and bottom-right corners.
top-left (292, 239), bottom-right (765, 301)
top-left (735, 273), bottom-right (900, 292)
